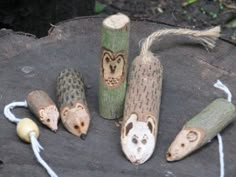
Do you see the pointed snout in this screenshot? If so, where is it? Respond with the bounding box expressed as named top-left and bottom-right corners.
top-left (80, 133), bottom-right (87, 140)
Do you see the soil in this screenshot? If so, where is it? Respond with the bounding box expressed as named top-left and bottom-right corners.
top-left (101, 0), bottom-right (236, 44)
top-left (0, 0), bottom-right (235, 44)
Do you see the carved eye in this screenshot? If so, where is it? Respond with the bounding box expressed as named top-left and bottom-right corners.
top-left (74, 125), bottom-right (79, 130)
top-left (81, 122), bottom-right (84, 127)
top-left (117, 58), bottom-right (121, 64)
top-left (132, 137), bottom-right (138, 144)
top-left (105, 57), bottom-right (110, 63)
top-left (141, 139), bottom-right (147, 144)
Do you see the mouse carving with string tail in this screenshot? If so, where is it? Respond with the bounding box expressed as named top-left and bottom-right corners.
top-left (3, 90), bottom-right (59, 132)
top-left (121, 26), bottom-right (221, 165)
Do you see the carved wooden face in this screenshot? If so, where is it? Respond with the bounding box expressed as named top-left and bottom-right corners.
top-left (166, 128), bottom-right (204, 161)
top-left (39, 105), bottom-right (59, 132)
top-left (121, 113), bottom-right (156, 165)
top-left (101, 48), bottom-right (126, 88)
top-left (61, 102), bottom-right (90, 139)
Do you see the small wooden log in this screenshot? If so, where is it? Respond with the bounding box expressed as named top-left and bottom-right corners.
top-left (121, 52), bottom-right (163, 165)
top-left (167, 98), bottom-right (236, 161)
top-left (57, 69), bottom-right (90, 139)
top-left (99, 13), bottom-right (130, 119)
top-left (26, 90), bottom-right (59, 132)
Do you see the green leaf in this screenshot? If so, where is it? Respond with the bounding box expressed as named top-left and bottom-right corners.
top-left (95, 1), bottom-right (106, 14)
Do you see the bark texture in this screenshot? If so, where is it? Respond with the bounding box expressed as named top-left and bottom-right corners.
top-left (185, 98), bottom-right (236, 144)
top-left (167, 98), bottom-right (236, 161)
top-left (57, 69), bottom-right (87, 108)
top-left (99, 13), bottom-right (130, 119)
top-left (123, 53), bottom-right (163, 125)
top-left (57, 69), bottom-right (90, 138)
top-left (120, 53), bottom-right (163, 164)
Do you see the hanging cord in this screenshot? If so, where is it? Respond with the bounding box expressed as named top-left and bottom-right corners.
top-left (3, 101), bottom-right (28, 123)
top-left (4, 101), bottom-right (58, 177)
top-left (30, 132), bottom-right (58, 177)
top-left (214, 80), bottom-right (233, 177)
top-left (140, 26), bottom-right (221, 61)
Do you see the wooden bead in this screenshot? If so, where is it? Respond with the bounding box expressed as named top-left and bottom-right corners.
top-left (16, 118), bottom-right (40, 143)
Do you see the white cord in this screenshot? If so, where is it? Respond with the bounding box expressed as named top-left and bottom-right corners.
top-left (3, 101), bottom-right (28, 123)
top-left (30, 132), bottom-right (58, 177)
top-left (217, 134), bottom-right (224, 177)
top-left (4, 101), bottom-right (58, 177)
top-left (214, 80), bottom-right (232, 102)
top-left (214, 80), bottom-right (232, 177)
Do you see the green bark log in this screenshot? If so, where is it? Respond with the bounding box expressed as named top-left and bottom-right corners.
top-left (98, 13), bottom-right (130, 119)
top-left (167, 98), bottom-right (236, 161)
top-left (185, 98), bottom-right (236, 144)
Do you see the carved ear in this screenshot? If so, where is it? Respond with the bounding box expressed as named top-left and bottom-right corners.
top-left (62, 107), bottom-right (70, 119)
top-left (124, 113), bottom-right (137, 136)
top-left (147, 116), bottom-right (155, 134)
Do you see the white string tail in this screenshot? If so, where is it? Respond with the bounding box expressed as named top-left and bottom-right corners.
top-left (30, 132), bottom-right (58, 177)
top-left (214, 80), bottom-right (232, 102)
top-left (217, 134), bottom-right (225, 177)
top-left (140, 26), bottom-right (221, 61)
top-left (214, 79), bottom-right (233, 177)
top-left (4, 101), bottom-right (28, 123)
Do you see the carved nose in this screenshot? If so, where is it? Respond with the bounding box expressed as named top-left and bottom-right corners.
top-left (80, 133), bottom-right (87, 140)
top-left (137, 147), bottom-right (142, 153)
top-left (110, 65), bottom-right (116, 73)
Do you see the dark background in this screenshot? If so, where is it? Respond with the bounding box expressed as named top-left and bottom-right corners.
top-left (0, 0), bottom-right (235, 42)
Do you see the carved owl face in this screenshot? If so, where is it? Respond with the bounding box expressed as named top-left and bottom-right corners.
top-left (121, 113), bottom-right (156, 165)
top-left (101, 48), bottom-right (126, 88)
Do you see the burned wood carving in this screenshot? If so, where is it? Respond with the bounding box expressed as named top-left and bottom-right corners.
top-left (27, 90), bottom-right (59, 132)
top-left (99, 13), bottom-right (130, 119)
top-left (101, 48), bottom-right (126, 88)
top-left (121, 26), bottom-right (221, 165)
top-left (57, 69), bottom-right (90, 139)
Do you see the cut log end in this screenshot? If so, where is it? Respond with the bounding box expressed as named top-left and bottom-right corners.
top-left (61, 101), bottom-right (90, 139)
top-left (166, 127), bottom-right (205, 162)
top-left (103, 13), bottom-right (130, 30)
top-left (39, 105), bottom-right (59, 132)
top-left (121, 113), bottom-right (156, 165)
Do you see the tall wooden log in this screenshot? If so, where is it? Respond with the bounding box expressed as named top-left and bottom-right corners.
top-left (121, 52), bottom-right (163, 165)
top-left (99, 13), bottom-right (130, 119)
top-left (56, 69), bottom-right (90, 139)
top-left (167, 98), bottom-right (236, 161)
top-left (26, 90), bottom-right (59, 132)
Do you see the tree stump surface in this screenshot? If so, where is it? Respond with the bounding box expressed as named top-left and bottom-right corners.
top-left (0, 16), bottom-right (235, 177)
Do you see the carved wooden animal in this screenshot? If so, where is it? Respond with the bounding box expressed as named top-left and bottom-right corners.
top-left (167, 98), bottom-right (236, 161)
top-left (27, 90), bottom-right (59, 132)
top-left (121, 26), bottom-right (221, 165)
top-left (56, 69), bottom-right (90, 139)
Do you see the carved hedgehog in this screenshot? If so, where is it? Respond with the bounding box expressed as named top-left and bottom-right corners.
top-left (57, 69), bottom-right (90, 139)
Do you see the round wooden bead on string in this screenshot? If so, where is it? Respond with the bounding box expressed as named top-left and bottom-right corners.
top-left (5, 90), bottom-right (60, 132)
top-left (4, 101), bottom-right (58, 177)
